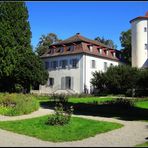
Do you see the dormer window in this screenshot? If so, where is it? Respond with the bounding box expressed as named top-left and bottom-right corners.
top-left (60, 47), bottom-right (64, 52)
top-left (106, 50), bottom-right (109, 56)
top-left (67, 46), bottom-right (74, 52)
top-left (88, 45), bottom-right (93, 52)
top-left (51, 49), bottom-right (54, 54)
top-left (57, 48), bottom-right (60, 53)
top-left (98, 48), bottom-right (102, 54)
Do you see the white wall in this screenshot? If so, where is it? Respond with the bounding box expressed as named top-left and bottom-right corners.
top-left (41, 54), bottom-right (83, 93)
top-left (83, 54), bottom-right (119, 93)
top-left (131, 19), bottom-right (148, 68)
top-left (40, 54), bottom-right (120, 94)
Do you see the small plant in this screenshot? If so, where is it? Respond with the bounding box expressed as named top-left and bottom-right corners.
top-left (46, 103), bottom-right (74, 126)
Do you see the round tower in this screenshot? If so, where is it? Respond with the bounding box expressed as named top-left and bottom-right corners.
top-left (130, 12), bottom-right (148, 68)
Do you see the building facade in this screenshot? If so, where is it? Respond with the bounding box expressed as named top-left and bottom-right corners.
top-left (39, 33), bottom-right (122, 94)
top-left (130, 11), bottom-right (148, 68)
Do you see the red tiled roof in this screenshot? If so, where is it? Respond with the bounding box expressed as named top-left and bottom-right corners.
top-left (40, 33), bottom-right (121, 62)
top-left (130, 11), bottom-right (148, 23)
top-left (51, 33), bottom-right (111, 49)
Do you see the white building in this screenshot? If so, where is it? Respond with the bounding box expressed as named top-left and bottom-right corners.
top-left (39, 33), bottom-right (122, 94)
top-left (130, 11), bottom-right (148, 68)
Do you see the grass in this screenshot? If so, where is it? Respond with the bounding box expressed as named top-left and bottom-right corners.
top-left (135, 142), bottom-right (148, 147)
top-left (0, 115), bottom-right (123, 142)
top-left (68, 97), bottom-right (116, 104)
top-left (134, 101), bottom-right (148, 109)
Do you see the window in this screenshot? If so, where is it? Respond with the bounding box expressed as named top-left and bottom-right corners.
top-left (145, 44), bottom-right (148, 50)
top-left (110, 63), bottom-right (113, 67)
top-left (106, 50), bottom-right (109, 56)
top-left (113, 52), bottom-right (116, 57)
top-left (98, 48), bottom-right (102, 54)
top-left (60, 60), bottom-right (68, 68)
top-left (60, 47), bottom-right (64, 52)
top-left (104, 62), bottom-right (107, 71)
top-left (67, 46), bottom-right (74, 52)
top-left (51, 61), bottom-right (58, 69)
top-left (49, 78), bottom-right (54, 87)
top-left (70, 59), bottom-right (78, 68)
top-left (51, 49), bottom-right (54, 54)
top-left (57, 48), bottom-right (60, 53)
top-left (45, 62), bottom-right (49, 69)
top-left (88, 45), bottom-right (93, 52)
top-left (144, 27), bottom-right (147, 32)
top-left (91, 60), bottom-right (96, 68)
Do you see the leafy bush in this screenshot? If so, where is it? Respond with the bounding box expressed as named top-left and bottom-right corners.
top-left (46, 103), bottom-right (74, 126)
top-left (50, 93), bottom-right (69, 103)
top-left (91, 65), bottom-right (148, 96)
top-left (107, 98), bottom-right (134, 108)
top-left (0, 93), bottom-right (39, 116)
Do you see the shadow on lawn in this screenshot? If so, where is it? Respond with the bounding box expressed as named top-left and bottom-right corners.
top-left (40, 101), bottom-right (148, 121)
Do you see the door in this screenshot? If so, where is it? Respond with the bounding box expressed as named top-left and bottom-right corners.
top-left (65, 77), bottom-right (71, 89)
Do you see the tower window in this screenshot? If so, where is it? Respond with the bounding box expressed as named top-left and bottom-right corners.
top-left (144, 27), bottom-right (147, 32)
top-left (145, 44), bottom-right (148, 50)
top-left (91, 60), bottom-right (96, 68)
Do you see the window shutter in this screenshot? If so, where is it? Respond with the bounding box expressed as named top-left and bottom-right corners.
top-left (76, 59), bottom-right (79, 68)
top-left (71, 77), bottom-right (74, 90)
top-left (61, 77), bottom-right (65, 89)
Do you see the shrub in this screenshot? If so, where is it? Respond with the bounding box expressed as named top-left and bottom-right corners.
top-left (107, 98), bottom-right (134, 108)
top-left (50, 93), bottom-right (69, 103)
top-left (0, 93), bottom-right (39, 116)
top-left (46, 103), bottom-right (74, 126)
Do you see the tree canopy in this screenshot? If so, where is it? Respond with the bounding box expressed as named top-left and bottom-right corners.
top-left (94, 36), bottom-right (117, 49)
top-left (120, 29), bottom-right (131, 65)
top-left (0, 2), bottom-right (48, 92)
top-left (35, 33), bottom-right (62, 56)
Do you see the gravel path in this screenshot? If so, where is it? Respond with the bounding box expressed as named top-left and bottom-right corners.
top-left (0, 108), bottom-right (147, 147)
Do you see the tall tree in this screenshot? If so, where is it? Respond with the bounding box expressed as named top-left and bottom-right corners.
top-left (35, 33), bottom-right (62, 56)
top-left (0, 2), bottom-right (48, 92)
top-left (120, 29), bottom-right (131, 65)
top-left (94, 36), bottom-right (117, 49)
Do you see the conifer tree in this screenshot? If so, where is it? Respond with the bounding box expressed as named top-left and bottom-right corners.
top-left (0, 2), bottom-right (48, 92)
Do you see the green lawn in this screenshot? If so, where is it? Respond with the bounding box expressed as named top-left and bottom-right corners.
top-left (134, 101), bottom-right (148, 109)
top-left (68, 97), bottom-right (115, 104)
top-left (0, 115), bottom-right (123, 142)
top-left (135, 142), bottom-right (148, 147)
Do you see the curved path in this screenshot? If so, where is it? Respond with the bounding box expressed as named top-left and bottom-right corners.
top-left (0, 107), bottom-right (147, 147)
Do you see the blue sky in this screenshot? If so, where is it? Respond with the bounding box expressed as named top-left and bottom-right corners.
top-left (26, 1), bottom-right (148, 50)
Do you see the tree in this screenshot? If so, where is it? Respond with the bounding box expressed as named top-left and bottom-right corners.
top-left (91, 65), bottom-right (139, 95)
top-left (0, 2), bottom-right (48, 92)
top-left (120, 29), bottom-right (131, 65)
top-left (35, 33), bottom-right (62, 56)
top-left (14, 52), bottom-right (48, 92)
top-left (94, 36), bottom-right (117, 49)
top-left (90, 71), bottom-right (107, 93)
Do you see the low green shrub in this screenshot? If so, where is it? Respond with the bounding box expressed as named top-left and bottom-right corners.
top-left (0, 93), bottom-right (39, 116)
top-left (50, 93), bottom-right (69, 103)
top-left (107, 98), bottom-right (134, 108)
top-left (46, 103), bottom-right (74, 126)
